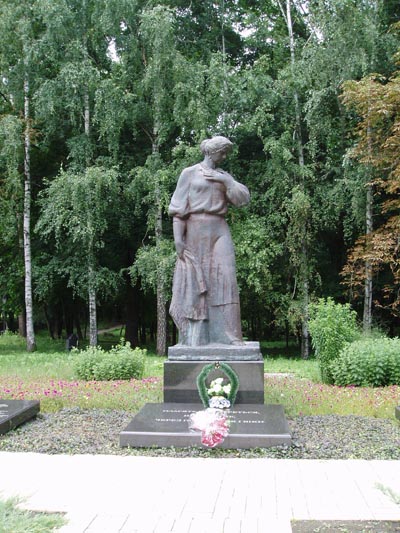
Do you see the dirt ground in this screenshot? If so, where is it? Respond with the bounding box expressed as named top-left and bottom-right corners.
top-left (291, 520), bottom-right (400, 532)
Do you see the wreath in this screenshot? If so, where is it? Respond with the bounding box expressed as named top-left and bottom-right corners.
top-left (196, 362), bottom-right (240, 408)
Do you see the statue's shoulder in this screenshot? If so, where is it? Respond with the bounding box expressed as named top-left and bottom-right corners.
top-left (180, 163), bottom-right (200, 178)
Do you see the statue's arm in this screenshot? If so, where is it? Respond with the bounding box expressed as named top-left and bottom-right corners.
top-left (215, 171), bottom-right (250, 207)
top-left (226, 180), bottom-right (250, 207)
top-left (169, 169), bottom-right (190, 217)
top-left (173, 217), bottom-right (186, 258)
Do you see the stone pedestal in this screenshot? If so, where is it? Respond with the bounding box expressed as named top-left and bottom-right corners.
top-left (164, 341), bottom-right (264, 404)
top-left (120, 340), bottom-right (292, 449)
top-left (164, 360), bottom-right (264, 404)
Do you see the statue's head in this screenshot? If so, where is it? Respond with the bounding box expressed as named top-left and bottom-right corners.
top-left (200, 136), bottom-right (233, 156)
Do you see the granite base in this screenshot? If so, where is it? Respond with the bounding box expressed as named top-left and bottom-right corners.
top-left (0, 399), bottom-right (40, 435)
top-left (164, 360), bottom-right (264, 404)
top-left (120, 403), bottom-right (291, 449)
top-left (168, 341), bottom-right (262, 361)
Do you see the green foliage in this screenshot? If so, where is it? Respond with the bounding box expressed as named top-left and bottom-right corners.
top-left (0, 330), bottom-right (25, 351)
top-left (232, 214), bottom-right (282, 295)
top-left (74, 342), bottom-right (146, 381)
top-left (330, 337), bottom-right (400, 387)
top-left (130, 239), bottom-right (175, 298)
top-left (36, 166), bottom-right (121, 299)
top-left (308, 298), bottom-right (359, 383)
top-left (1, 0), bottom-right (400, 340)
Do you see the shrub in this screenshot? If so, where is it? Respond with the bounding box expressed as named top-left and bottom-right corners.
top-left (330, 337), bottom-right (400, 387)
top-left (308, 298), bottom-right (359, 384)
top-left (74, 342), bottom-right (146, 381)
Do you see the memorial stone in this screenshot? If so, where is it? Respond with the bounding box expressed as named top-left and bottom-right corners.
top-left (0, 399), bottom-right (40, 435)
top-left (120, 403), bottom-right (291, 449)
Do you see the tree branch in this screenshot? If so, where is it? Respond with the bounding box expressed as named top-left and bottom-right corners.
top-left (0, 90), bottom-right (14, 109)
top-left (275, 0), bottom-right (288, 25)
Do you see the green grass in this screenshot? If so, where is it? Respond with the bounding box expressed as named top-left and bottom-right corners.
top-left (0, 496), bottom-right (66, 532)
top-left (264, 356), bottom-right (321, 381)
top-left (264, 374), bottom-right (399, 419)
top-left (0, 332), bottom-right (399, 419)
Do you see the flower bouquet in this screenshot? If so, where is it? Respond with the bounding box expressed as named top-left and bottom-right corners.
top-left (207, 377), bottom-right (231, 409)
top-left (189, 408), bottom-right (230, 448)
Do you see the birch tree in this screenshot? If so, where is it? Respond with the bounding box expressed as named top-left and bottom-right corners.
top-left (0, 0), bottom-right (42, 350)
top-left (138, 6), bottom-right (180, 356)
top-left (36, 166), bottom-right (121, 346)
top-left (34, 0), bottom-right (113, 343)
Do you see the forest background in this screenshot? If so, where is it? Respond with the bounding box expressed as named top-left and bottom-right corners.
top-left (1, 0), bottom-right (399, 358)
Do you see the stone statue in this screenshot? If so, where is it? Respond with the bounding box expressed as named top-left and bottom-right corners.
top-left (169, 136), bottom-right (250, 346)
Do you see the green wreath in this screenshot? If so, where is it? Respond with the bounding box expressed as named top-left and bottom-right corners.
top-left (196, 362), bottom-right (240, 408)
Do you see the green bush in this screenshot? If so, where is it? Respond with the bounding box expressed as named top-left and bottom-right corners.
top-left (330, 337), bottom-right (400, 387)
top-left (308, 298), bottom-right (359, 384)
top-left (74, 342), bottom-right (146, 381)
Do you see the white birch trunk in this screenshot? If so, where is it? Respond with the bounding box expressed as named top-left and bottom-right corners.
top-left (84, 86), bottom-right (97, 345)
top-left (23, 72), bottom-right (36, 352)
top-left (285, 0), bottom-right (310, 358)
top-left (88, 260), bottom-right (97, 346)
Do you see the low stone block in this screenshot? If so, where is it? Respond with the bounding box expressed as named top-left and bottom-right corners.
top-left (120, 402), bottom-right (291, 449)
top-left (164, 360), bottom-right (264, 404)
top-left (168, 341), bottom-right (262, 361)
top-left (396, 406), bottom-right (400, 421)
top-left (0, 399), bottom-right (40, 435)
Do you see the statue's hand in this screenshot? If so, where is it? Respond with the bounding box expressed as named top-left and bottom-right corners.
top-left (175, 240), bottom-right (186, 259)
top-left (214, 170), bottom-right (234, 188)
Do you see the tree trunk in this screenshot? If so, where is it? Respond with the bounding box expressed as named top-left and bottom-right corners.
top-left (85, 86), bottom-right (97, 347)
top-left (300, 269), bottom-right (310, 359)
top-left (88, 269), bottom-right (97, 346)
top-left (284, 0), bottom-right (310, 358)
top-left (125, 280), bottom-right (140, 347)
top-left (74, 300), bottom-right (84, 340)
top-left (363, 182), bottom-right (373, 333)
top-left (156, 283), bottom-right (167, 355)
top-left (23, 72), bottom-right (36, 352)
top-left (153, 137), bottom-right (167, 356)
top-left (18, 311), bottom-right (26, 337)
top-left (43, 305), bottom-right (55, 339)
top-left (363, 119), bottom-right (374, 333)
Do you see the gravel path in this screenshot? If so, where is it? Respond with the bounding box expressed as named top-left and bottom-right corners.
top-left (0, 408), bottom-right (399, 459)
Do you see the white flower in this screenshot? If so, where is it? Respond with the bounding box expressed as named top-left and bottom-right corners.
top-left (223, 384), bottom-right (231, 395)
top-left (208, 381), bottom-right (223, 395)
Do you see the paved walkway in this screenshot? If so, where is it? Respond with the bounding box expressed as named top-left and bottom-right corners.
top-left (0, 452), bottom-right (399, 532)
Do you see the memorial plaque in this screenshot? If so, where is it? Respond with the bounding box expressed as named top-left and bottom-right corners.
top-left (164, 360), bottom-right (264, 404)
top-left (120, 403), bottom-right (291, 449)
top-left (0, 400), bottom-right (40, 435)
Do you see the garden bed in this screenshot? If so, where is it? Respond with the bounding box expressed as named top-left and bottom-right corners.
top-left (0, 408), bottom-right (399, 459)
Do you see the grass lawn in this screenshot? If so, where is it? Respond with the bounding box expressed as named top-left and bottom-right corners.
top-left (0, 496), bottom-right (66, 532)
top-left (0, 331), bottom-right (399, 419)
